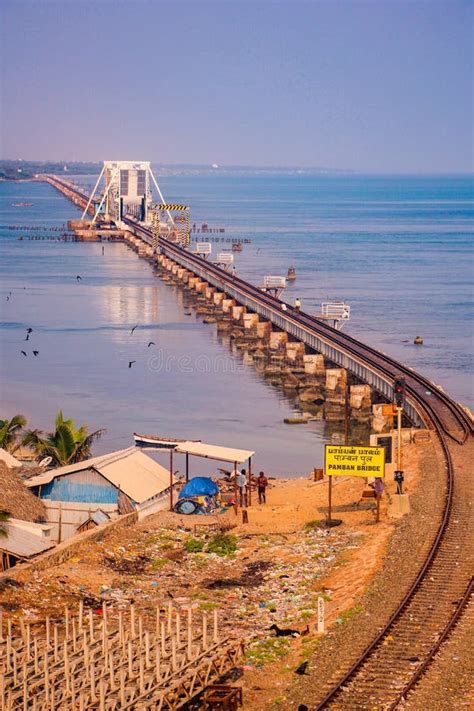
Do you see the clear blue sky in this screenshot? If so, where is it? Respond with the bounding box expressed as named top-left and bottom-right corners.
top-left (1, 0), bottom-right (472, 172)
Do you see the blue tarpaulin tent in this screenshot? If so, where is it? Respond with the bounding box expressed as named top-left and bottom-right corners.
top-left (178, 477), bottom-right (219, 499)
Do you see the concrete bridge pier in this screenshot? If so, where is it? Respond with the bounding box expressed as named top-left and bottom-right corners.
top-left (324, 368), bottom-right (348, 422)
top-left (350, 384), bottom-right (372, 422)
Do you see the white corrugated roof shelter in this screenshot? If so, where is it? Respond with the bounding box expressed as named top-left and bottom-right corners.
top-left (1, 519), bottom-right (54, 559)
top-left (0, 448), bottom-right (22, 468)
top-left (175, 441), bottom-right (254, 464)
top-left (25, 447), bottom-right (174, 505)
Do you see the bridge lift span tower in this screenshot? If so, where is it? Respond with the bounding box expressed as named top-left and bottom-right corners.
top-left (81, 160), bottom-right (174, 229)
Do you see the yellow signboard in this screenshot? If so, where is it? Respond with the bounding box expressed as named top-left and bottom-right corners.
top-left (325, 445), bottom-right (385, 478)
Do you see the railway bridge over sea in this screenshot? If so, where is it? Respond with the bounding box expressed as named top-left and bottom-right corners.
top-left (41, 164), bottom-right (473, 710)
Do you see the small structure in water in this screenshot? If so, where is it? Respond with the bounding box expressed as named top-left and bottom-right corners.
top-left (287, 266), bottom-right (296, 280)
top-left (414, 336), bottom-right (424, 345)
top-left (232, 241), bottom-right (243, 252)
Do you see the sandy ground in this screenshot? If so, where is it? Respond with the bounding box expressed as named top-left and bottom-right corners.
top-left (0, 439), bottom-right (423, 710)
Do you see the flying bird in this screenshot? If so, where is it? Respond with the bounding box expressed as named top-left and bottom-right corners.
top-left (147, 341), bottom-right (155, 348)
top-left (6, 296), bottom-right (10, 301)
top-left (130, 325), bottom-right (138, 335)
top-left (33, 351), bottom-right (39, 356)
top-left (128, 360), bottom-right (136, 369)
top-left (26, 328), bottom-right (33, 333)
top-left (76, 275), bottom-right (82, 281)
top-left (20, 351), bottom-right (27, 357)
top-left (24, 334), bottom-right (30, 341)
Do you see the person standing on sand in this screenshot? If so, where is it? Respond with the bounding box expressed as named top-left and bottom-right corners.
top-left (257, 471), bottom-right (268, 504)
top-left (237, 469), bottom-right (247, 507)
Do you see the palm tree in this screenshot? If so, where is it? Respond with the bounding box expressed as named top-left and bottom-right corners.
top-left (0, 510), bottom-right (10, 539)
top-left (22, 410), bottom-right (105, 467)
top-left (0, 415), bottom-right (27, 452)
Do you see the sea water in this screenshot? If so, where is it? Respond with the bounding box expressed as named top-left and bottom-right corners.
top-left (0, 174), bottom-right (472, 476)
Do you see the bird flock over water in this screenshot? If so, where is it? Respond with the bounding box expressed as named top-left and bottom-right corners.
top-left (6, 274), bottom-right (157, 368)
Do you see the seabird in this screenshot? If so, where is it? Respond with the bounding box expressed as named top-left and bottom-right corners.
top-left (33, 351), bottom-right (39, 356)
top-left (21, 351), bottom-right (27, 357)
top-left (76, 275), bottom-right (82, 281)
top-left (128, 360), bottom-right (136, 368)
top-left (147, 341), bottom-right (155, 347)
top-left (130, 325), bottom-right (138, 335)
top-left (24, 334), bottom-right (30, 341)
top-left (26, 328), bottom-right (33, 333)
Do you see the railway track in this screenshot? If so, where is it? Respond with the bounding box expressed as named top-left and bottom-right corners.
top-left (122, 220), bottom-right (472, 710)
top-left (44, 180), bottom-right (473, 707)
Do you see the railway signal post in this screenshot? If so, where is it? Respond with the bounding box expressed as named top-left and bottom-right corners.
top-left (393, 376), bottom-right (406, 494)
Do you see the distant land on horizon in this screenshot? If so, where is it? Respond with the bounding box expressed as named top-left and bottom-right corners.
top-left (1, 159), bottom-right (472, 180)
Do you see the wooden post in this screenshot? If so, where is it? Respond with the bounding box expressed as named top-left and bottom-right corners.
top-left (138, 615), bottom-right (143, 647)
top-left (202, 612), bottom-right (208, 649)
top-left (233, 461), bottom-right (238, 512)
top-left (64, 641), bottom-right (70, 693)
top-left (53, 625), bottom-right (58, 663)
top-left (248, 456), bottom-right (252, 507)
top-left (169, 449), bottom-right (174, 511)
top-left (88, 609), bottom-right (94, 641)
top-left (167, 601), bottom-right (172, 633)
top-left (155, 644), bottom-right (161, 682)
top-left (130, 604), bottom-right (136, 639)
top-left (160, 623), bottom-right (166, 656)
top-left (213, 610), bottom-right (218, 642)
top-left (185, 452), bottom-right (189, 482)
top-left (78, 600), bottom-right (84, 629)
top-left (145, 631), bottom-right (151, 668)
top-left (128, 642), bottom-right (133, 676)
top-left (175, 611), bottom-right (181, 648)
top-left (46, 617), bottom-right (50, 649)
top-left (120, 668), bottom-right (126, 706)
top-left (155, 607), bottom-right (160, 637)
top-left (187, 608), bottom-right (192, 659)
top-left (328, 475), bottom-right (333, 523)
top-left (139, 656), bottom-right (145, 694)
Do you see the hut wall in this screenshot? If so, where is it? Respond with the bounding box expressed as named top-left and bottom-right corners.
top-left (38, 469), bottom-right (119, 504)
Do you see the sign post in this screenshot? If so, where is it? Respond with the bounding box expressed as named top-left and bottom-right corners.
top-left (324, 445), bottom-right (385, 523)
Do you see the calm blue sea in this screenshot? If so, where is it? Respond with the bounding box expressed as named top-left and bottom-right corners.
top-left (0, 174), bottom-right (472, 476)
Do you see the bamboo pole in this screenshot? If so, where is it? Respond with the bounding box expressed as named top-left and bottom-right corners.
top-left (202, 612), bottom-right (208, 649)
top-left (130, 604), bottom-right (136, 640)
top-left (88, 609), bottom-right (94, 641)
top-left (187, 608), bottom-right (192, 659)
top-left (175, 611), bottom-right (181, 648)
top-left (78, 600), bottom-right (84, 629)
top-left (155, 644), bottom-right (161, 683)
top-left (120, 668), bottom-right (126, 706)
top-left (139, 656), bottom-right (145, 694)
top-left (213, 610), bottom-right (219, 642)
top-left (145, 631), bottom-right (151, 668)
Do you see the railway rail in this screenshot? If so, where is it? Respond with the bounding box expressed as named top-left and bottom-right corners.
top-left (44, 177), bottom-right (473, 708)
top-left (123, 219), bottom-right (472, 710)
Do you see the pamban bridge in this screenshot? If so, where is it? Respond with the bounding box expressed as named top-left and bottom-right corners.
top-left (16, 160), bottom-right (470, 711)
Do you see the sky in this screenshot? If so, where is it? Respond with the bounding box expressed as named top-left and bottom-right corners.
top-left (0, 0), bottom-right (472, 172)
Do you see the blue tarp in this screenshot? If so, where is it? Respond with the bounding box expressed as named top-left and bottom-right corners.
top-left (178, 477), bottom-right (219, 499)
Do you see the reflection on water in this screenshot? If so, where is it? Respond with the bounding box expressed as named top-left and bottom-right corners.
top-left (1, 174), bottom-right (472, 477)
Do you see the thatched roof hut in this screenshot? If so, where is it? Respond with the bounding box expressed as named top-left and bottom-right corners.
top-left (0, 462), bottom-right (46, 522)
